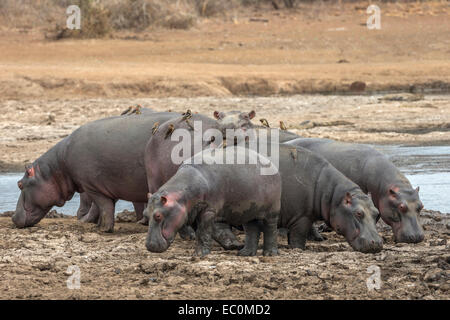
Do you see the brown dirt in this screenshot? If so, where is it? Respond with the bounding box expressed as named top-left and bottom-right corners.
top-left (1, 95), bottom-right (449, 170)
top-left (0, 210), bottom-right (448, 300)
top-left (0, 2), bottom-right (449, 99)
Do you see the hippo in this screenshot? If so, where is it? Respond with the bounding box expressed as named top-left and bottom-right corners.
top-left (76, 192), bottom-right (147, 224)
top-left (145, 146), bottom-right (282, 256)
top-left (286, 138), bottom-right (425, 243)
top-left (213, 142), bottom-right (383, 253)
top-left (75, 105), bottom-right (163, 222)
top-left (13, 111), bottom-right (178, 232)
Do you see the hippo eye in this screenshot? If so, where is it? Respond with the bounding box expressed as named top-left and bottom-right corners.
top-left (355, 211), bottom-right (364, 219)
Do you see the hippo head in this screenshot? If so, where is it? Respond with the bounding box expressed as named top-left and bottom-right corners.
top-left (12, 164), bottom-right (65, 228)
top-left (213, 110), bottom-right (256, 133)
top-left (378, 186), bottom-right (424, 243)
top-left (330, 191), bottom-right (383, 253)
top-left (145, 192), bottom-right (188, 253)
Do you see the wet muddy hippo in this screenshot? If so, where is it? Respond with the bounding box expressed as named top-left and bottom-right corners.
top-left (277, 145), bottom-right (383, 253)
top-left (13, 112), bottom-right (178, 232)
top-left (286, 138), bottom-right (425, 243)
top-left (142, 110), bottom-right (255, 227)
top-left (145, 146), bottom-right (282, 256)
top-left (213, 142), bottom-right (383, 253)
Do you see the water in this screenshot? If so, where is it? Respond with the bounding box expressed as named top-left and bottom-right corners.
top-left (1, 145), bottom-right (449, 214)
top-left (373, 145), bottom-right (450, 213)
top-left (0, 173), bottom-right (133, 215)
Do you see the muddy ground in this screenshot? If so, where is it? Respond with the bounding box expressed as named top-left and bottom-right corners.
top-left (0, 209), bottom-right (448, 300)
top-left (0, 1), bottom-right (449, 300)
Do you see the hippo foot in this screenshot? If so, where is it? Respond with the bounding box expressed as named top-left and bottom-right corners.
top-left (237, 247), bottom-right (257, 256)
top-left (137, 217), bottom-right (149, 226)
top-left (98, 220), bottom-right (114, 233)
top-left (80, 214), bottom-right (99, 224)
top-left (318, 223), bottom-right (333, 233)
top-left (307, 226), bottom-right (326, 242)
top-left (278, 228), bottom-right (288, 238)
top-left (223, 240), bottom-right (244, 250)
top-left (263, 248), bottom-right (279, 256)
top-left (194, 246), bottom-right (211, 257)
top-left (179, 225), bottom-right (196, 240)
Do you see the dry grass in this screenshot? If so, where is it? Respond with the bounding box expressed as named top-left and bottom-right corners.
top-left (0, 0), bottom-right (446, 38)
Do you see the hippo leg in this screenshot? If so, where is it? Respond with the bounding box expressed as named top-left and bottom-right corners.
top-left (307, 225), bottom-right (326, 241)
top-left (212, 222), bottom-right (244, 250)
top-left (288, 217), bottom-right (312, 250)
top-left (238, 220), bottom-right (261, 256)
top-left (194, 210), bottom-right (215, 256)
top-left (80, 202), bottom-right (100, 224)
top-left (262, 215), bottom-right (279, 256)
top-left (77, 193), bottom-right (92, 220)
top-left (179, 225), bottom-right (196, 240)
top-left (132, 202), bottom-right (145, 222)
top-left (89, 194), bottom-right (116, 233)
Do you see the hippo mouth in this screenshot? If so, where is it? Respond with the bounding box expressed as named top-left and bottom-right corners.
top-left (13, 197), bottom-right (50, 228)
top-left (391, 220), bottom-right (424, 243)
top-left (145, 223), bottom-right (173, 253)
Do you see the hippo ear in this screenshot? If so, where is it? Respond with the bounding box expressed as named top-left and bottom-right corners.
top-left (367, 192), bottom-right (373, 200)
top-left (248, 110), bottom-right (256, 119)
top-left (213, 111), bottom-right (224, 120)
top-left (415, 186), bottom-right (420, 193)
top-left (160, 196), bottom-right (167, 206)
top-left (343, 192), bottom-right (352, 206)
top-left (147, 193), bottom-right (152, 199)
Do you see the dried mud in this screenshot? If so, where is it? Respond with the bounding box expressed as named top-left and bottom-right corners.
top-left (0, 210), bottom-right (448, 300)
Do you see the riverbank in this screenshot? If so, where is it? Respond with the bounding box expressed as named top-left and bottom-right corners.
top-left (1, 1), bottom-right (449, 99)
top-left (1, 95), bottom-right (450, 172)
top-left (0, 209), bottom-right (448, 299)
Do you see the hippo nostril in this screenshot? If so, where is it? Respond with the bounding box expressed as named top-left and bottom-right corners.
top-left (154, 212), bottom-right (162, 223)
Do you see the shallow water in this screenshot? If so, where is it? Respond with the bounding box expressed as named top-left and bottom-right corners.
top-left (1, 145), bottom-right (449, 215)
top-left (374, 145), bottom-right (450, 213)
top-left (0, 173), bottom-right (133, 215)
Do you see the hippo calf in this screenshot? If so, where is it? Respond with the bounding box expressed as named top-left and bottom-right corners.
top-left (286, 138), bottom-right (425, 243)
top-left (145, 146), bottom-right (282, 256)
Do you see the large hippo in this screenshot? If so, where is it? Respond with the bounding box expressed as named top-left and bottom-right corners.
top-left (143, 110), bottom-right (256, 247)
top-left (214, 142), bottom-right (383, 253)
top-left (13, 112), bottom-right (178, 232)
top-left (145, 146), bottom-right (282, 256)
top-left (286, 138), bottom-right (424, 243)
top-left (75, 106), bottom-right (162, 222)
top-left (276, 144), bottom-right (382, 252)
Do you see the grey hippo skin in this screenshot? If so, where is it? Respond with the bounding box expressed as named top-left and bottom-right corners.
top-left (76, 192), bottom-right (147, 222)
top-left (277, 145), bottom-right (382, 253)
top-left (142, 110), bottom-right (256, 246)
top-left (213, 142), bottom-right (383, 253)
top-left (75, 106), bottom-right (159, 222)
top-left (12, 112), bottom-right (178, 232)
top-left (286, 138), bottom-right (425, 243)
top-left (145, 146), bottom-right (282, 256)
